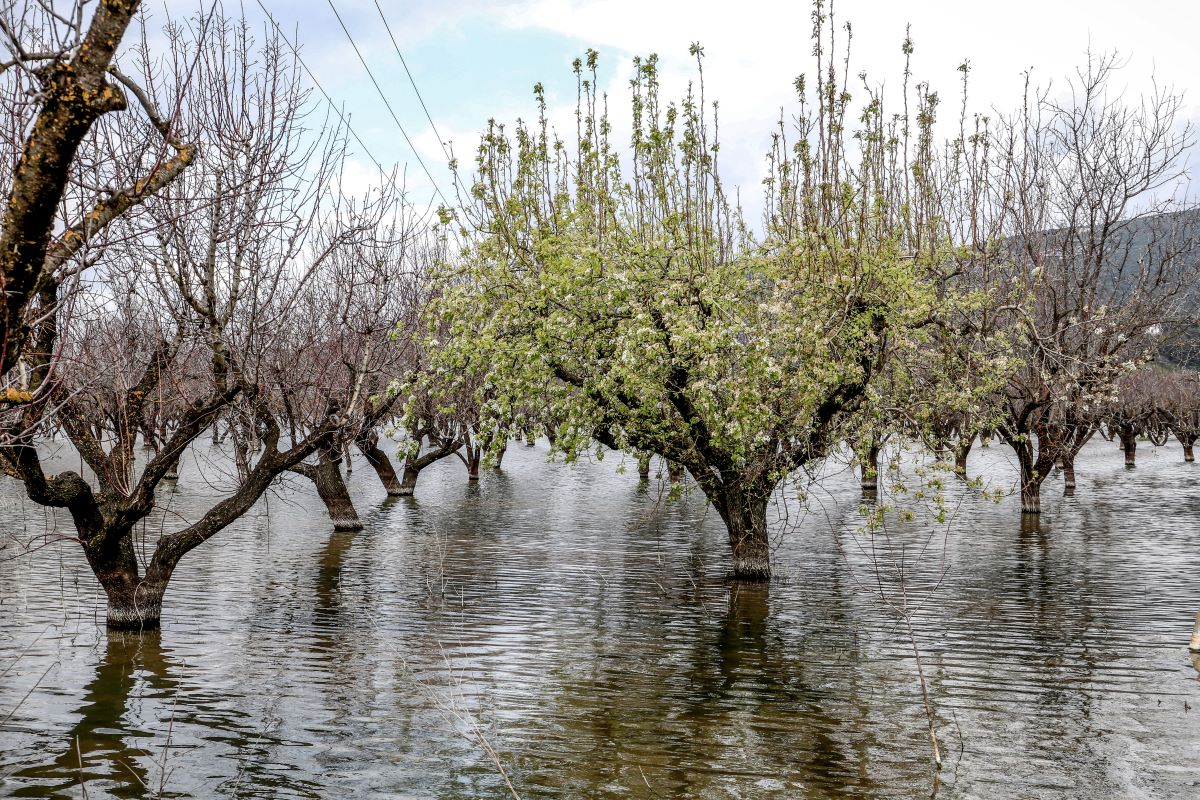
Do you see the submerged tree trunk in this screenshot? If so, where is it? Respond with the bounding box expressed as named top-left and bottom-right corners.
top-left (637, 453), bottom-right (651, 482)
top-left (356, 429), bottom-right (405, 495)
top-left (1182, 435), bottom-right (1197, 463)
top-left (860, 442), bottom-right (881, 493)
top-left (314, 455), bottom-right (362, 531)
top-left (714, 487), bottom-right (771, 580)
top-left (1061, 455), bottom-right (1077, 495)
top-left (1121, 432), bottom-right (1138, 467)
top-left (667, 460), bottom-right (685, 483)
top-left (82, 524), bottom-right (170, 630)
top-left (292, 449), bottom-right (363, 531)
top-left (493, 445), bottom-right (507, 471)
top-left (953, 436), bottom-right (973, 478)
top-left (1012, 436), bottom-right (1049, 514)
top-left (399, 463), bottom-right (420, 496)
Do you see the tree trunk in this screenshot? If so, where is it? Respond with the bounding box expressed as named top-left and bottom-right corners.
top-left (860, 442), bottom-right (881, 492)
top-left (953, 436), bottom-right (973, 478)
top-left (493, 445), bottom-right (507, 471)
top-left (637, 453), bottom-right (651, 481)
top-left (1062, 454), bottom-right (1076, 495)
top-left (1177, 433), bottom-right (1196, 463)
top-left (356, 430), bottom-right (406, 495)
top-left (398, 464), bottom-right (420, 496)
top-left (466, 447), bottom-right (482, 481)
top-left (314, 454), bottom-right (362, 531)
top-left (715, 488), bottom-right (771, 580)
top-left (83, 527), bottom-right (169, 630)
top-left (163, 455), bottom-right (179, 482)
top-left (1014, 439), bottom-right (1046, 514)
top-left (1121, 433), bottom-right (1138, 467)
top-left (667, 461), bottom-right (684, 483)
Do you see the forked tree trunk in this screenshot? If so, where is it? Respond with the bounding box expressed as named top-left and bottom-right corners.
top-left (714, 487), bottom-right (771, 580)
top-left (398, 463), bottom-right (420, 496)
top-left (356, 430), bottom-right (405, 495)
top-left (83, 526), bottom-right (170, 630)
top-left (1013, 438), bottom-right (1049, 514)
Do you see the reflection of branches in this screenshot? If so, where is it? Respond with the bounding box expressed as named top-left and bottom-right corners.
top-left (364, 613), bottom-right (521, 799)
top-left (810, 441), bottom-right (974, 785)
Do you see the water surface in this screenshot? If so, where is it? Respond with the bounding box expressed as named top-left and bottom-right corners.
top-left (1, 437), bottom-right (1198, 798)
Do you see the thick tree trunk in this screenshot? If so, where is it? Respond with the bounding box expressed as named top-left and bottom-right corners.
top-left (314, 455), bottom-right (362, 531)
top-left (83, 527), bottom-right (169, 630)
top-left (1175, 433), bottom-right (1196, 463)
top-left (493, 445), bottom-right (507, 471)
top-left (398, 464), bottom-right (420, 496)
top-left (356, 430), bottom-right (405, 495)
top-left (715, 488), bottom-right (771, 580)
top-left (1062, 455), bottom-right (1076, 494)
top-left (1121, 433), bottom-right (1138, 467)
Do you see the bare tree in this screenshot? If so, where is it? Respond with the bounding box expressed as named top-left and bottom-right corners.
top-left (0, 1), bottom-right (192, 385)
top-left (978, 56), bottom-right (1199, 511)
top-left (0, 13), bottom-right (369, 628)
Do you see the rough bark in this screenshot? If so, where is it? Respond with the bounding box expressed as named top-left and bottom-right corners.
top-left (466, 446), bottom-right (482, 481)
top-left (356, 428), bottom-right (405, 495)
top-left (291, 448), bottom-right (363, 531)
top-left (714, 487), bottom-right (771, 580)
top-left (398, 463), bottom-right (420, 496)
top-left (1, 1), bottom-right (143, 374)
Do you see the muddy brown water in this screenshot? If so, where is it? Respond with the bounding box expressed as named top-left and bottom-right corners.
top-left (1, 437), bottom-right (1198, 798)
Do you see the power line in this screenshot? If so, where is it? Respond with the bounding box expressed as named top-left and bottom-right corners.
top-left (372, 0), bottom-right (454, 169)
top-left (323, 0), bottom-right (452, 209)
top-left (253, 0), bottom-right (392, 184)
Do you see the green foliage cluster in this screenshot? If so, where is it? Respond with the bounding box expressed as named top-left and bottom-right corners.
top-left (410, 7), bottom-right (1014, 577)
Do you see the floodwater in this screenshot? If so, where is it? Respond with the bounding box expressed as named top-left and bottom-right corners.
top-left (1, 436), bottom-right (1198, 799)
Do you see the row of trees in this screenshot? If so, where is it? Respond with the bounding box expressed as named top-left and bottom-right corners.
top-left (2, 2), bottom-right (1198, 629)
top-left (427, 20), bottom-right (1200, 572)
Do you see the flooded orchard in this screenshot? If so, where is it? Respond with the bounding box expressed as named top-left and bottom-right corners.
top-left (1, 437), bottom-right (1198, 799)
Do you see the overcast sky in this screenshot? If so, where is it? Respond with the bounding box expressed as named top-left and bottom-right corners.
top-left (158, 0), bottom-right (1200, 212)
